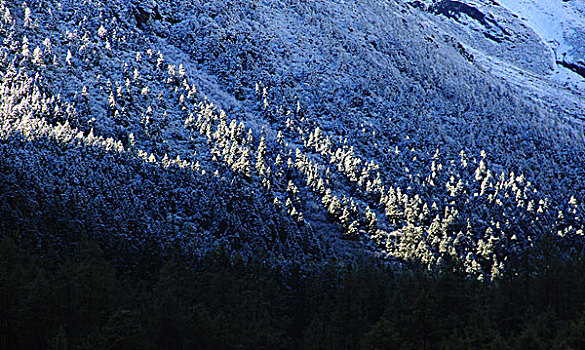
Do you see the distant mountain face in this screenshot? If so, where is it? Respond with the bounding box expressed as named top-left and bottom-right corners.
top-left (412, 0), bottom-right (585, 117)
top-left (1, 0), bottom-right (584, 279)
top-left (496, 0), bottom-right (585, 80)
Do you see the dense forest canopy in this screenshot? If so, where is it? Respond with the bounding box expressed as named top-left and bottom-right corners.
top-left (1, 0), bottom-right (585, 347)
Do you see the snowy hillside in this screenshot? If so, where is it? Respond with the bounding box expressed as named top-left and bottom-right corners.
top-left (412, 0), bottom-right (585, 118)
top-left (497, 0), bottom-right (585, 78)
top-left (1, 0), bottom-right (585, 279)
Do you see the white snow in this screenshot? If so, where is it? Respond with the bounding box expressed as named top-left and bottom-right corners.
top-left (465, 43), bottom-right (585, 120)
top-left (496, 0), bottom-right (585, 88)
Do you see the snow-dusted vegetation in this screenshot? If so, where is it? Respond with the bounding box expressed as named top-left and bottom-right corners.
top-left (1, 0), bottom-right (585, 283)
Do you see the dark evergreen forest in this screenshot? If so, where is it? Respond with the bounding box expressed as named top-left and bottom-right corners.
top-left (3, 234), bottom-right (585, 349)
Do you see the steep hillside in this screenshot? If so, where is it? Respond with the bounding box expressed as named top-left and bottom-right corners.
top-left (1, 0), bottom-right (585, 279)
top-left (413, 0), bottom-right (585, 117)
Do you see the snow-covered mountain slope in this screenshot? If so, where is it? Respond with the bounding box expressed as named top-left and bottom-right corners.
top-left (411, 0), bottom-right (585, 119)
top-left (1, 0), bottom-right (585, 279)
top-left (495, 0), bottom-right (585, 117)
top-left (497, 0), bottom-right (585, 75)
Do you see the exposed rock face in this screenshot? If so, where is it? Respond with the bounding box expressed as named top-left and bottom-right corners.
top-left (134, 1), bottom-right (162, 29)
top-left (557, 60), bottom-right (585, 80)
